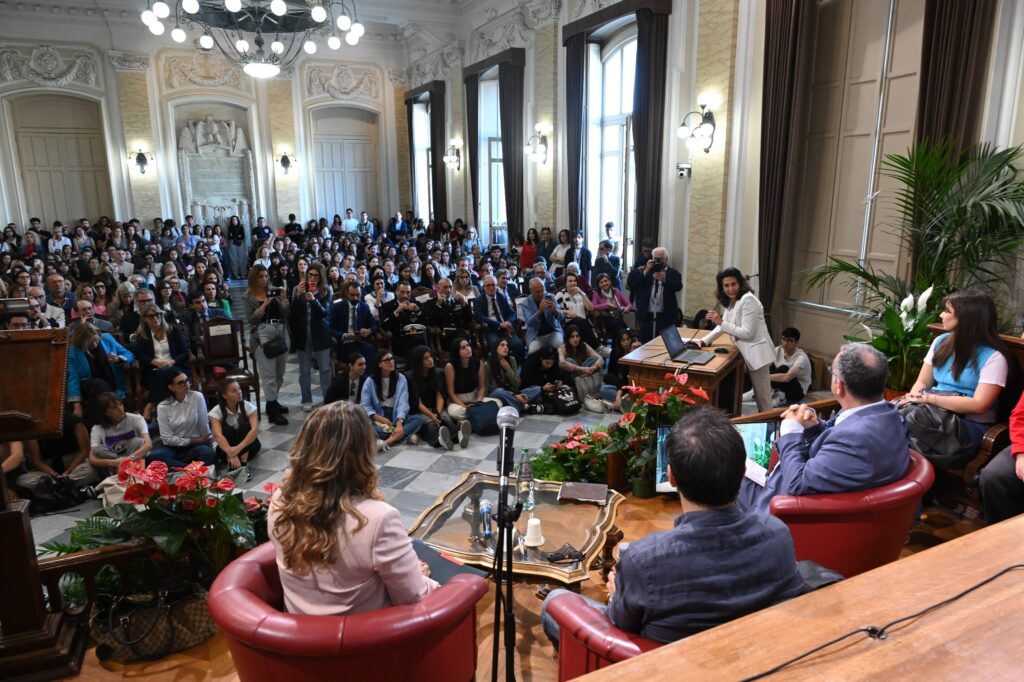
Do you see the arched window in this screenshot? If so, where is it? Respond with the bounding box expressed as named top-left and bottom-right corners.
top-left (586, 31), bottom-right (637, 269)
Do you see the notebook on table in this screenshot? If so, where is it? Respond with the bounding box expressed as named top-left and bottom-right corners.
top-left (655, 421), bottom-right (779, 493)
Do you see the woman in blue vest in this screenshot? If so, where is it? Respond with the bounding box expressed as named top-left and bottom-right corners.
top-left (902, 290), bottom-right (1011, 455)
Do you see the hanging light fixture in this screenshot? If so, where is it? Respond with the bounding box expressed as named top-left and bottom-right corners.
top-left (524, 124), bottom-right (549, 165)
top-left (140, 0), bottom-right (365, 80)
top-left (676, 103), bottom-right (717, 154)
top-left (443, 138), bottom-right (462, 171)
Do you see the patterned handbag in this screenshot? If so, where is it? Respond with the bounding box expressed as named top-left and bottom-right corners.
top-left (90, 584), bottom-right (217, 661)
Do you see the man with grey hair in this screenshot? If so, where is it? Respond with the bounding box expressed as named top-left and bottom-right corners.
top-left (474, 274), bottom-right (523, 362)
top-left (738, 343), bottom-right (910, 514)
top-left (626, 246), bottom-right (682, 342)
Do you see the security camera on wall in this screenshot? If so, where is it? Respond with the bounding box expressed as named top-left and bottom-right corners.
top-left (676, 162), bottom-right (692, 179)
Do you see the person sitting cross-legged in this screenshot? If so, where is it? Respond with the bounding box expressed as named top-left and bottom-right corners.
top-left (541, 406), bottom-right (806, 646)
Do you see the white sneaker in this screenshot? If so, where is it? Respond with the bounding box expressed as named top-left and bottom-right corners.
top-left (439, 425), bottom-right (454, 450)
top-left (742, 389), bottom-right (755, 402)
top-left (459, 420), bottom-right (472, 449)
top-left (600, 399), bottom-right (617, 412)
top-left (409, 434), bottom-right (421, 445)
top-left (377, 438), bottom-right (390, 452)
top-left (597, 345), bottom-right (611, 359)
top-left (302, 402), bottom-right (313, 412)
top-left (771, 390), bottom-right (787, 408)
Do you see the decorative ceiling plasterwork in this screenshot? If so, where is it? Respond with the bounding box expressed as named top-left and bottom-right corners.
top-left (0, 44), bottom-right (99, 90)
top-left (107, 51), bottom-right (151, 72)
top-left (306, 63), bottom-right (383, 103)
top-left (571, 0), bottom-right (613, 21)
top-left (408, 43), bottom-right (463, 89)
top-left (388, 68), bottom-right (410, 87)
top-left (467, 0), bottom-right (560, 64)
top-left (163, 50), bottom-right (253, 96)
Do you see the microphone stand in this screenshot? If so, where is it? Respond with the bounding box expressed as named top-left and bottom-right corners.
top-left (491, 413), bottom-right (523, 682)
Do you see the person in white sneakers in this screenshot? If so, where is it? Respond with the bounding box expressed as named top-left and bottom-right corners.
top-left (769, 327), bottom-right (813, 406)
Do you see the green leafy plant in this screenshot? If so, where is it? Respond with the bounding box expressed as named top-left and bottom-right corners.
top-left (843, 287), bottom-right (938, 391)
top-left (39, 460), bottom-right (276, 590)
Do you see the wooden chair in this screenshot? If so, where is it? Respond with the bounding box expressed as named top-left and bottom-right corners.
top-left (197, 317), bottom-right (261, 419)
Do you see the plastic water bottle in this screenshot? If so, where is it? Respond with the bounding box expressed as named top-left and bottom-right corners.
top-left (519, 461), bottom-right (536, 511)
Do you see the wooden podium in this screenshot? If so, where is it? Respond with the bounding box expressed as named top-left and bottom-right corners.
top-left (0, 327), bottom-right (92, 681)
top-left (618, 328), bottom-right (746, 415)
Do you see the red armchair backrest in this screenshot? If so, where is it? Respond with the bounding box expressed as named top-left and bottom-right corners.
top-left (769, 449), bottom-right (934, 577)
top-left (207, 542), bottom-right (488, 682)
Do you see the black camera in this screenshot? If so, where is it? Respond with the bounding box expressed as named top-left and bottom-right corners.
top-left (650, 259), bottom-right (664, 273)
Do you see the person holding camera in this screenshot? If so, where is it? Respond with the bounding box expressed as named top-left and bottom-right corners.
top-left (244, 264), bottom-right (290, 425)
top-left (521, 277), bottom-right (565, 353)
top-left (288, 261), bottom-right (333, 412)
top-left (626, 246), bottom-right (682, 342)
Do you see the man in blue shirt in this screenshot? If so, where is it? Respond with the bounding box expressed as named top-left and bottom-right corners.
top-left (541, 406), bottom-right (806, 646)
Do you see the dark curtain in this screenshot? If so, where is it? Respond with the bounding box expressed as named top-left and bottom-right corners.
top-left (429, 84), bottom-right (448, 222)
top-left (464, 74), bottom-right (480, 228)
top-left (916, 0), bottom-right (998, 151)
top-left (631, 9), bottom-right (669, 265)
top-left (405, 99), bottom-right (417, 214)
top-left (758, 0), bottom-right (813, 325)
top-left (565, 33), bottom-right (588, 233)
top-left (498, 61), bottom-right (525, 239)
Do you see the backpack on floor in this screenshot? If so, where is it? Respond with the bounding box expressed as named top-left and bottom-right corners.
top-left (466, 400), bottom-right (500, 436)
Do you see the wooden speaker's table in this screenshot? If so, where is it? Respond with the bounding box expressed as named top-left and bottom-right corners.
top-left (618, 328), bottom-right (746, 415)
top-left (581, 515), bottom-right (1024, 680)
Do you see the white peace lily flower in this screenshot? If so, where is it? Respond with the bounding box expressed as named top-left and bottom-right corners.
top-left (916, 285), bottom-right (934, 312)
top-left (900, 310), bottom-right (911, 331)
top-left (859, 323), bottom-right (875, 339)
top-left (900, 293), bottom-right (915, 313)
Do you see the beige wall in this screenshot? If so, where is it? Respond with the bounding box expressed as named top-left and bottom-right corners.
top-left (116, 71), bottom-right (162, 226)
top-left (394, 83), bottom-right (412, 212)
top-left (532, 22), bottom-right (559, 230)
top-left (266, 79), bottom-right (298, 226)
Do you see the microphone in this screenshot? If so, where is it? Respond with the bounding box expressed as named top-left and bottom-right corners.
top-left (479, 499), bottom-right (493, 540)
top-left (496, 406), bottom-right (521, 477)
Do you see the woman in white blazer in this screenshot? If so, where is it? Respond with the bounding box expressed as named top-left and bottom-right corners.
top-left (699, 268), bottom-right (775, 411)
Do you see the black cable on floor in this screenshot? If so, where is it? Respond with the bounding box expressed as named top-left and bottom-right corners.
top-left (740, 564), bottom-right (1024, 681)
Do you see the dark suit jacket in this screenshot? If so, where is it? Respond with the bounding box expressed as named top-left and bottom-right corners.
top-left (740, 401), bottom-right (911, 514)
top-left (328, 299), bottom-right (377, 343)
top-left (288, 293), bottom-right (333, 352)
top-left (379, 297), bottom-right (424, 336)
top-left (473, 293), bottom-right (517, 332)
top-left (324, 371), bottom-right (367, 405)
top-left (121, 307), bottom-right (178, 337)
top-left (592, 254), bottom-right (622, 289)
top-left (566, 246), bottom-right (593, 281)
top-left (133, 326), bottom-right (190, 388)
top-left (627, 266), bottom-right (683, 322)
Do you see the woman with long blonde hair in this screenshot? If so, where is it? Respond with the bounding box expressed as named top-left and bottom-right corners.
top-left (267, 402), bottom-right (437, 615)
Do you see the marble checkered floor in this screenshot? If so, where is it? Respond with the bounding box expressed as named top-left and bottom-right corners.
top-left (30, 350), bottom-right (613, 548)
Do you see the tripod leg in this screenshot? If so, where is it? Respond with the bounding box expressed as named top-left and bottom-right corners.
top-left (504, 522), bottom-right (516, 681)
top-left (491, 529), bottom-right (504, 682)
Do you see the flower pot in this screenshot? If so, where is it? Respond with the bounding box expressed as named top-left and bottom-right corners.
top-left (631, 476), bottom-right (656, 499)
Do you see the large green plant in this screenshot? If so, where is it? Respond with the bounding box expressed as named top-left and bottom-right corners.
top-left (808, 140), bottom-right (1024, 309)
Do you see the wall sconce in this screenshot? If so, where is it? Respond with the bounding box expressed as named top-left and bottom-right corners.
top-left (279, 152), bottom-right (296, 174)
top-left (443, 137), bottom-right (462, 171)
top-left (524, 124), bottom-right (549, 165)
top-left (130, 149), bottom-right (153, 174)
top-left (676, 103), bottom-right (716, 153)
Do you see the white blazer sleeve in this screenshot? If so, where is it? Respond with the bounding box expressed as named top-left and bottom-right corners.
top-left (720, 294), bottom-right (764, 341)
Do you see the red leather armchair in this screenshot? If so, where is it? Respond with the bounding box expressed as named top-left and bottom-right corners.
top-left (769, 449), bottom-right (934, 578)
top-left (207, 542), bottom-right (488, 682)
top-left (544, 592), bottom-right (662, 681)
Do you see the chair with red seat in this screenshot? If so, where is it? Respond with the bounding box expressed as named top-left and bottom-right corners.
top-left (769, 449), bottom-right (934, 577)
top-left (207, 542), bottom-right (488, 682)
top-left (544, 592), bottom-right (663, 681)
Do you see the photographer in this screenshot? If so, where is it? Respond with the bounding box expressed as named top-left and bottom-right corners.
top-left (626, 246), bottom-right (682, 342)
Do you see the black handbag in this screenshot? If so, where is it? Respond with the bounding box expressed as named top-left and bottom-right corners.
top-left (898, 390), bottom-right (978, 468)
top-left (260, 335), bottom-right (288, 359)
top-left (551, 385), bottom-right (582, 415)
top-left (90, 584), bottom-right (216, 662)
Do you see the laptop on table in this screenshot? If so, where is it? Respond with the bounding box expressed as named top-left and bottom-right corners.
top-left (660, 326), bottom-right (715, 366)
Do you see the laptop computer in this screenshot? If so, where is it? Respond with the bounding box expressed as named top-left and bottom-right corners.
top-left (661, 326), bottom-right (715, 365)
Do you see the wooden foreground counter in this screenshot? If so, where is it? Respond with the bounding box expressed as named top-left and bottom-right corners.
top-left (581, 515), bottom-right (1024, 680)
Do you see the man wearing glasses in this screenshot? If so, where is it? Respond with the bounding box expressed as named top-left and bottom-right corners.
top-left (28, 286), bottom-right (64, 328)
top-left (119, 288), bottom-right (163, 337)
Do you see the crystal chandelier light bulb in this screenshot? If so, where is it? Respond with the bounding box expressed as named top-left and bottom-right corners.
top-left (327, 35), bottom-right (341, 50)
top-left (350, 21), bottom-right (364, 38)
top-left (149, 20), bottom-right (165, 35)
top-left (182, 0), bottom-right (200, 13)
top-left (270, 40), bottom-right (284, 54)
top-left (236, 38), bottom-right (250, 52)
top-left (310, 4), bottom-right (327, 22)
top-left (152, 1), bottom-right (170, 18)
top-left (171, 27), bottom-right (187, 42)
top-left (270, 0), bottom-right (287, 16)
top-left (336, 14), bottom-right (351, 31)
top-left (199, 33), bottom-right (214, 49)
top-left (303, 39), bottom-right (317, 54)
top-left (225, 0), bottom-right (242, 12)
top-left (345, 31), bottom-right (358, 46)
top-left (140, 9), bottom-right (156, 25)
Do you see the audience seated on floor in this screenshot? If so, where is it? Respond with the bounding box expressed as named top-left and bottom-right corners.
top-left (542, 405), bottom-right (807, 646)
top-left (738, 343), bottom-right (910, 514)
top-left (768, 326), bottom-right (812, 406)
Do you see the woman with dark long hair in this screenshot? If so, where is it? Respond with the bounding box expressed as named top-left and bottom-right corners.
top-left (902, 290), bottom-right (1011, 459)
top-left (360, 351), bottom-right (423, 451)
top-left (288, 261), bottom-right (333, 411)
top-left (700, 267), bottom-right (775, 411)
top-left (484, 338), bottom-right (544, 415)
top-left (267, 403), bottom-right (437, 615)
top-left (406, 345), bottom-right (462, 450)
top-left (210, 378), bottom-right (261, 479)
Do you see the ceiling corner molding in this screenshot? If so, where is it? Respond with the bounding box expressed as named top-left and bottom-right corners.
top-left (0, 44), bottom-right (101, 91)
top-left (306, 62), bottom-right (383, 103)
top-left (107, 51), bottom-right (151, 72)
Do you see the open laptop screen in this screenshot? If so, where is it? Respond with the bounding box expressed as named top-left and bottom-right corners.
top-left (655, 421), bottom-right (779, 494)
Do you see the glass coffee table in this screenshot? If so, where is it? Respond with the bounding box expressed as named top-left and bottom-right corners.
top-left (408, 471), bottom-right (624, 585)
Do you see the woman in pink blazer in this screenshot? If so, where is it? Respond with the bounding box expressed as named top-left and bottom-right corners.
top-left (591, 273), bottom-right (634, 340)
top-left (267, 402), bottom-right (437, 615)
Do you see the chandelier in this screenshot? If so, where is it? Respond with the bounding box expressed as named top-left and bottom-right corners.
top-left (139, 0), bottom-right (364, 79)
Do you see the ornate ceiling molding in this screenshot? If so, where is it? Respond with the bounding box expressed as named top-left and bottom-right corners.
top-left (571, 0), bottom-right (613, 21)
top-left (523, 0), bottom-right (561, 29)
top-left (467, 7), bottom-right (533, 64)
top-left (107, 51), bottom-right (151, 72)
top-left (307, 63), bottom-right (383, 102)
top-left (408, 43), bottom-right (463, 89)
top-left (0, 44), bottom-right (99, 89)
top-left (389, 68), bottom-right (410, 87)
top-left (163, 50), bottom-right (252, 95)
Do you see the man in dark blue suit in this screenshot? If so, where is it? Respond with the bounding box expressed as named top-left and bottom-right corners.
top-left (591, 239), bottom-right (622, 290)
top-left (565, 231), bottom-right (593, 283)
top-left (475, 275), bottom-right (524, 363)
top-left (626, 246), bottom-right (682, 342)
top-left (329, 280), bottom-right (377, 368)
top-left (496, 269), bottom-right (520, 303)
top-left (388, 211), bottom-right (409, 240)
top-left (739, 343), bottom-right (910, 514)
